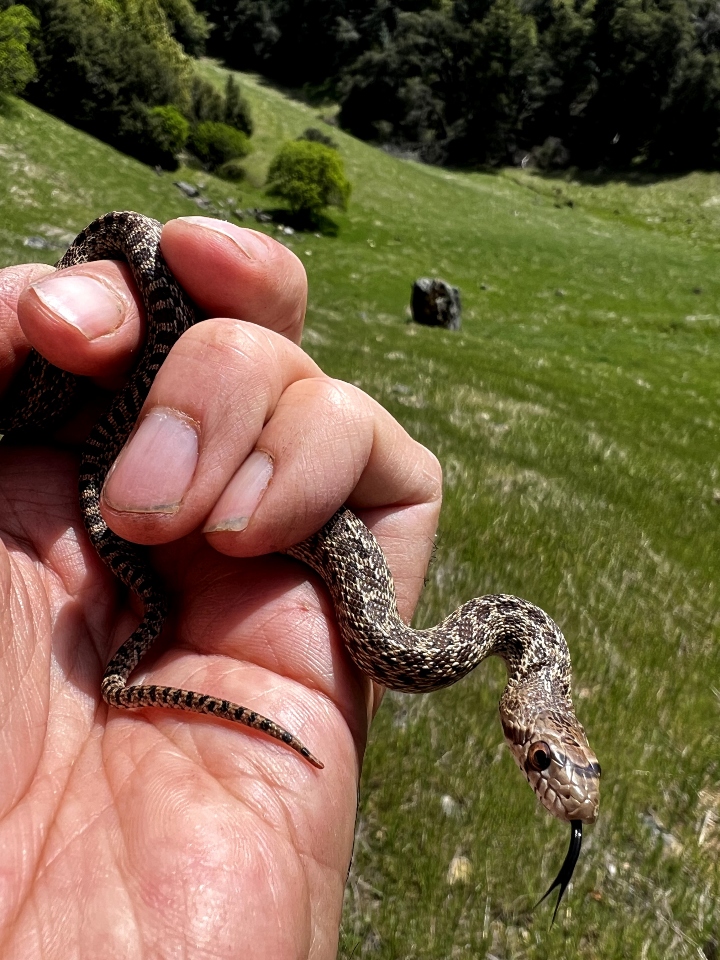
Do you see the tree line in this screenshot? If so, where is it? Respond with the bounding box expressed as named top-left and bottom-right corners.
top-left (198, 0), bottom-right (720, 171)
top-left (3, 0), bottom-right (720, 171)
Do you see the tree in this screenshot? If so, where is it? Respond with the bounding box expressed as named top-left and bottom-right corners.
top-left (266, 140), bottom-right (351, 220)
top-left (223, 73), bottom-right (252, 135)
top-left (0, 4), bottom-right (38, 96)
top-left (446, 0), bottom-right (538, 165)
top-left (157, 0), bottom-right (210, 55)
top-left (339, 9), bottom-right (460, 161)
top-left (22, 0), bottom-right (193, 160)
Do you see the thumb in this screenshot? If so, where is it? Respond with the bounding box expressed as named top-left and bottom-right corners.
top-left (14, 260), bottom-right (146, 381)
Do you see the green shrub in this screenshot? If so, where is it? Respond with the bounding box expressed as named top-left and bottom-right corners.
top-left (138, 104), bottom-right (189, 169)
top-left (216, 157), bottom-right (246, 181)
top-left (188, 119), bottom-right (250, 169)
top-left (266, 139), bottom-right (351, 218)
top-left (0, 4), bottom-right (38, 96)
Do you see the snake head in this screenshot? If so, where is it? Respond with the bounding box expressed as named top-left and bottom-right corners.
top-left (502, 707), bottom-right (601, 824)
top-left (503, 707), bottom-right (600, 920)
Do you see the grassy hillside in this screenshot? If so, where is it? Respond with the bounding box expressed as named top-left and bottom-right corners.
top-left (2, 67), bottom-right (719, 959)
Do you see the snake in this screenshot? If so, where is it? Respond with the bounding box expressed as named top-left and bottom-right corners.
top-left (0, 211), bottom-right (600, 919)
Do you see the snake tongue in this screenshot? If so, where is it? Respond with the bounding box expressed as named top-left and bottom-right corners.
top-left (536, 820), bottom-right (583, 924)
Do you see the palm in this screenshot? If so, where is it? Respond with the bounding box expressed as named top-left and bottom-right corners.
top-left (0, 223), bottom-right (441, 958)
top-left (0, 446), bottom-right (358, 958)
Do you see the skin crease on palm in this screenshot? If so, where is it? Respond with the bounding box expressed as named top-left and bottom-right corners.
top-left (0, 217), bottom-right (445, 960)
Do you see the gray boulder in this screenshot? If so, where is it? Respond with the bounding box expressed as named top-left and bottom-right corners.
top-left (411, 278), bottom-right (461, 330)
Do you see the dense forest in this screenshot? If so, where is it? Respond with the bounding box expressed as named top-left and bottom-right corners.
top-left (197, 0), bottom-right (720, 170)
top-left (0, 0), bottom-right (251, 170)
top-left (3, 0), bottom-right (720, 171)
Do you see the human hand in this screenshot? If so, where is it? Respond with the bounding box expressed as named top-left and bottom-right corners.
top-left (0, 217), bottom-right (442, 959)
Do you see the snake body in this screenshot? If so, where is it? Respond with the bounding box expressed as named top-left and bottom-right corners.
top-left (1, 211), bottom-right (600, 912)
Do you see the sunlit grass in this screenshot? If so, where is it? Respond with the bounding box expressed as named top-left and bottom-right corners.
top-left (1, 70), bottom-right (719, 959)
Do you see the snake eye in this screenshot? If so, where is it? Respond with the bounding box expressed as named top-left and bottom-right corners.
top-left (528, 741), bottom-right (552, 771)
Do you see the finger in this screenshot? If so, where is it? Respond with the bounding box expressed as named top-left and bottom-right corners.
top-left (160, 217), bottom-right (308, 343)
top-left (204, 378), bottom-right (443, 618)
top-left (0, 263), bottom-right (55, 393)
top-left (100, 318), bottom-right (322, 544)
top-left (15, 261), bottom-right (145, 380)
top-left (99, 315), bottom-right (441, 610)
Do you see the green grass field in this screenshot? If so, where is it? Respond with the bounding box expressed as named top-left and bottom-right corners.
top-left (2, 65), bottom-right (719, 959)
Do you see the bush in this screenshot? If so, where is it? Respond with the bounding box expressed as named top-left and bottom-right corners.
top-left (216, 157), bottom-right (246, 181)
top-left (138, 104), bottom-right (189, 168)
top-left (266, 139), bottom-right (351, 218)
top-left (0, 4), bottom-right (38, 96)
top-left (187, 119), bottom-right (250, 169)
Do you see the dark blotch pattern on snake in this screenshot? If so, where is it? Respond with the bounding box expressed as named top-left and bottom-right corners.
top-left (0, 211), bottom-right (600, 915)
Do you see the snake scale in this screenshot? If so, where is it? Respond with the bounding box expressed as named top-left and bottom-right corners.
top-left (0, 211), bottom-right (600, 917)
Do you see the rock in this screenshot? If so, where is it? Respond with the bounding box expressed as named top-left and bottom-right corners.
top-left (23, 236), bottom-right (58, 250)
top-left (173, 181), bottom-right (200, 198)
top-left (411, 277), bottom-right (461, 330)
top-left (640, 810), bottom-right (683, 856)
top-left (446, 854), bottom-right (472, 885)
top-left (440, 794), bottom-right (460, 818)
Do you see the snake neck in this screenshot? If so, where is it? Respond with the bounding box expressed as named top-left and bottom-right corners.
top-left (287, 507), bottom-right (574, 701)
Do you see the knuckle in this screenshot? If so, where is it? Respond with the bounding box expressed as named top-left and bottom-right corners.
top-left (178, 317), bottom-right (277, 374)
top-left (168, 319), bottom-right (283, 410)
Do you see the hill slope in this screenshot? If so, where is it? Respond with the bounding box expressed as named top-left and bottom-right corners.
top-left (2, 69), bottom-right (719, 959)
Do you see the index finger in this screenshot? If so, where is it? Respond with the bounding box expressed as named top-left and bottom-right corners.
top-left (161, 217), bottom-right (308, 344)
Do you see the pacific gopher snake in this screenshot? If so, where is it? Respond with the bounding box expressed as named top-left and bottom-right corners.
top-left (0, 210), bottom-right (600, 918)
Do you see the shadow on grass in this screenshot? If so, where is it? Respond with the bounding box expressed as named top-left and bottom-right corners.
top-left (246, 69), bottom-right (337, 110)
top-left (519, 165), bottom-right (691, 188)
top-left (264, 206), bottom-right (340, 237)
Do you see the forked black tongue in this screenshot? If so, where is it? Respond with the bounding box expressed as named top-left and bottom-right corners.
top-left (536, 820), bottom-right (583, 924)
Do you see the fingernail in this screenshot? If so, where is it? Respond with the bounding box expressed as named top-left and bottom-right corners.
top-left (177, 217), bottom-right (272, 260)
top-left (204, 451), bottom-right (273, 533)
top-left (103, 407), bottom-right (199, 513)
top-left (31, 274), bottom-right (125, 339)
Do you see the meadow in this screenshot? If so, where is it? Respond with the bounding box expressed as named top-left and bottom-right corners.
top-left (1, 65), bottom-right (719, 958)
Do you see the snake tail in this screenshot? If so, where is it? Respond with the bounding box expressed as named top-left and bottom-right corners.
top-left (101, 675), bottom-right (323, 768)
